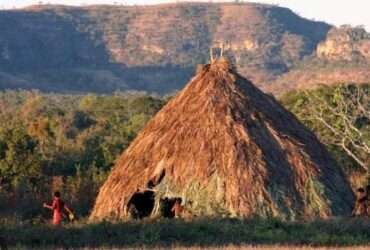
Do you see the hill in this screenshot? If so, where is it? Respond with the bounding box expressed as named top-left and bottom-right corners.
top-left (270, 26), bottom-right (370, 94)
top-left (0, 2), bottom-right (331, 94)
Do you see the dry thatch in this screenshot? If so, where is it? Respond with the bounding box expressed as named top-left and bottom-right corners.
top-left (90, 59), bottom-right (354, 221)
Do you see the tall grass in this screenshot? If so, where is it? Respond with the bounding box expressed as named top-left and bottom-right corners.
top-left (0, 218), bottom-right (369, 249)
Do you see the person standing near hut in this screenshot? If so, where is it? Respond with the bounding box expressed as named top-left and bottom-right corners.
top-left (171, 198), bottom-right (183, 218)
top-left (366, 185), bottom-right (370, 216)
top-left (352, 188), bottom-right (367, 217)
top-left (43, 191), bottom-right (74, 225)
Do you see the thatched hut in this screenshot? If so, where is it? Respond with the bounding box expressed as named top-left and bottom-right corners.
top-left (90, 59), bottom-right (354, 220)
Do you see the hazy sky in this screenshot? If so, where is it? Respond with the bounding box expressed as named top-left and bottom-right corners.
top-left (0, 0), bottom-right (369, 31)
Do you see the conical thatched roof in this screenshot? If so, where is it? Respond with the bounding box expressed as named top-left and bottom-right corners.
top-left (91, 59), bottom-right (354, 221)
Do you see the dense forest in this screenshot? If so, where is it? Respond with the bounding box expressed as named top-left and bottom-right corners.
top-left (0, 84), bottom-right (368, 222)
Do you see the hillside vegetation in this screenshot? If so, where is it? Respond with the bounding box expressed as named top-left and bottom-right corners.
top-left (0, 2), bottom-right (331, 94)
top-left (1, 4), bottom-right (370, 95)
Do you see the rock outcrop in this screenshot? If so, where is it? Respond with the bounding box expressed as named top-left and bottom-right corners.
top-left (317, 26), bottom-right (370, 61)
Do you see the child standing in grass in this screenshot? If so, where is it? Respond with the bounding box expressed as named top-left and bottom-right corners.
top-left (43, 191), bottom-right (73, 225)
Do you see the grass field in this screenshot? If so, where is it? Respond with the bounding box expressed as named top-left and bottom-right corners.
top-left (9, 245), bottom-right (370, 250)
top-left (1, 217), bottom-right (369, 249)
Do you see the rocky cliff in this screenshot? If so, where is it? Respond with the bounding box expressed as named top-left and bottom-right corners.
top-left (316, 26), bottom-right (370, 61)
top-left (269, 26), bottom-right (370, 94)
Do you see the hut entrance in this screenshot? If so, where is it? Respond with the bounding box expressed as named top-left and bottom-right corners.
top-left (127, 191), bottom-right (155, 219)
top-left (160, 197), bottom-right (182, 218)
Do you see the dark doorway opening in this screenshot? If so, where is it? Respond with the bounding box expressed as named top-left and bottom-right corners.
top-left (127, 191), bottom-right (155, 219)
top-left (160, 197), bottom-right (182, 218)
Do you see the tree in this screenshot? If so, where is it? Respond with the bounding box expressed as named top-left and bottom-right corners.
top-left (0, 126), bottom-right (42, 191)
top-left (306, 85), bottom-right (369, 170)
top-left (282, 85), bottom-right (369, 174)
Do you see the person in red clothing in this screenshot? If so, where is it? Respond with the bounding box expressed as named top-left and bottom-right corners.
top-left (43, 191), bottom-right (73, 225)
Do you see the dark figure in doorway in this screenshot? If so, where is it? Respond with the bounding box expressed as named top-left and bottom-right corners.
top-left (171, 198), bottom-right (183, 218)
top-left (366, 185), bottom-right (370, 216)
top-left (352, 188), bottom-right (367, 217)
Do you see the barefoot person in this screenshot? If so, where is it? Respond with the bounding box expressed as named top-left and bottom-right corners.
top-left (43, 191), bottom-right (73, 225)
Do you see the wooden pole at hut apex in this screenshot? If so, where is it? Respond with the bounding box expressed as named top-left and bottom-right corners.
top-left (209, 42), bottom-right (225, 62)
